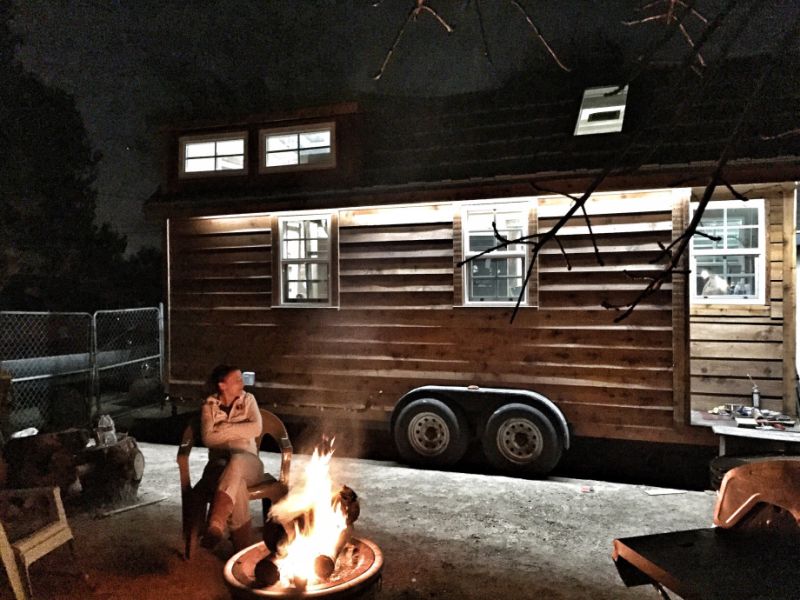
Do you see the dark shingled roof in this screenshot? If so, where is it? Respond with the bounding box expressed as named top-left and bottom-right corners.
top-left (359, 54), bottom-right (800, 186)
top-left (149, 54), bottom-right (800, 211)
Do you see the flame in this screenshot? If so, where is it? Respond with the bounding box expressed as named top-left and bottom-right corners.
top-left (269, 445), bottom-right (348, 586)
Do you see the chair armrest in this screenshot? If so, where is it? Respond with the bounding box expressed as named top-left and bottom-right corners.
top-left (177, 418), bottom-right (197, 492)
top-left (278, 436), bottom-right (292, 486)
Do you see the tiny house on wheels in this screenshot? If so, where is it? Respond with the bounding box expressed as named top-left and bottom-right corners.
top-left (147, 59), bottom-right (800, 475)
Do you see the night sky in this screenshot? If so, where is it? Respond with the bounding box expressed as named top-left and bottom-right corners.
top-left (9, 0), bottom-right (798, 251)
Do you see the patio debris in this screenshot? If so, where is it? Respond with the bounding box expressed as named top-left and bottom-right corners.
top-left (642, 487), bottom-right (687, 496)
top-left (95, 493), bottom-right (166, 519)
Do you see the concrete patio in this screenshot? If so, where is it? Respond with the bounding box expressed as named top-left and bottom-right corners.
top-left (7, 441), bottom-right (719, 600)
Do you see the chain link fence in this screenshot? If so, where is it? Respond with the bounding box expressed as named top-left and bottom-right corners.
top-left (0, 307), bottom-right (163, 434)
top-left (0, 312), bottom-right (93, 432)
top-left (93, 308), bottom-right (163, 415)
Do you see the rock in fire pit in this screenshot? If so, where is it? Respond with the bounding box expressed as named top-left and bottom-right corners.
top-left (224, 445), bottom-right (383, 599)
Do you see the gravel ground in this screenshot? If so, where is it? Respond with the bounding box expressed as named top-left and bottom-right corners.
top-left (18, 442), bottom-right (716, 600)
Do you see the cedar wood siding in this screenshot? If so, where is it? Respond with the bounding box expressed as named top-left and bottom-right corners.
top-left (689, 184), bottom-right (797, 417)
top-left (166, 189), bottom-right (737, 446)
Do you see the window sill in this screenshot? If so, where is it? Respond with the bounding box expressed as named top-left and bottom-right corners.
top-left (274, 303), bottom-right (339, 309)
top-left (690, 303), bottom-right (770, 317)
top-left (455, 304), bottom-right (538, 309)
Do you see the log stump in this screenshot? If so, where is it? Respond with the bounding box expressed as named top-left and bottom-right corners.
top-left (78, 434), bottom-right (145, 503)
top-left (2, 429), bottom-right (145, 504)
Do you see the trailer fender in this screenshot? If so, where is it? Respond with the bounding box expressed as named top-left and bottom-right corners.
top-left (392, 385), bottom-right (570, 450)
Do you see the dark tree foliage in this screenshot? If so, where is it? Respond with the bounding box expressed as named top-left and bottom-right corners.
top-left (0, 0), bottom-right (161, 311)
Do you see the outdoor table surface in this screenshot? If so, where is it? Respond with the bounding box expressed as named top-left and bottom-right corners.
top-left (711, 424), bottom-right (800, 442)
top-left (613, 527), bottom-right (800, 600)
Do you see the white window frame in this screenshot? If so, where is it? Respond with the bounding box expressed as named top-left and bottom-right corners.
top-left (277, 214), bottom-right (333, 307)
top-left (259, 122), bottom-right (336, 173)
top-left (178, 132), bottom-right (247, 178)
top-left (689, 198), bottom-right (766, 305)
top-left (462, 200), bottom-right (529, 307)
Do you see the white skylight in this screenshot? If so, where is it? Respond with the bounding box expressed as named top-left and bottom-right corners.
top-left (574, 85), bottom-right (628, 136)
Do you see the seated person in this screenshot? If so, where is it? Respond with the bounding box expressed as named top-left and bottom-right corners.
top-left (201, 364), bottom-right (263, 551)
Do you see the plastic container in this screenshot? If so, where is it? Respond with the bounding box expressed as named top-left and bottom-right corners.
top-left (95, 414), bottom-right (117, 446)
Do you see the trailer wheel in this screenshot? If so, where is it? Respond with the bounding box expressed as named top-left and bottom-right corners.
top-left (394, 398), bottom-right (469, 467)
top-left (482, 404), bottom-right (562, 475)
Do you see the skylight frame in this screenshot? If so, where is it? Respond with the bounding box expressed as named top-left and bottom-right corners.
top-left (574, 85), bottom-right (628, 136)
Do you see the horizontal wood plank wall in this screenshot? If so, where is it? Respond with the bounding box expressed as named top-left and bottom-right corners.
top-left (168, 194), bottom-right (713, 445)
top-left (170, 215), bottom-right (273, 311)
top-left (689, 189), bottom-right (787, 413)
top-left (538, 192), bottom-right (681, 442)
top-left (168, 214), bottom-right (274, 398)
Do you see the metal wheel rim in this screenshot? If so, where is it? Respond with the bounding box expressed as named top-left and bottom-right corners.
top-left (408, 412), bottom-right (450, 456)
top-left (496, 418), bottom-right (543, 464)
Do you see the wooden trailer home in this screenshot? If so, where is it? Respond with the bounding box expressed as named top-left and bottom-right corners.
top-left (147, 59), bottom-right (800, 474)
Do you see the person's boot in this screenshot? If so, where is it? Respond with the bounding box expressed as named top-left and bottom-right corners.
top-left (231, 519), bottom-right (254, 551)
top-left (202, 491), bottom-right (233, 549)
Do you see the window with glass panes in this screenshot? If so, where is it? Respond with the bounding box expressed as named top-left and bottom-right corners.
top-left (263, 124), bottom-right (334, 170)
top-left (463, 205), bottom-right (528, 304)
top-left (180, 135), bottom-right (246, 174)
top-left (690, 199), bottom-right (764, 303)
top-left (279, 216), bottom-right (331, 303)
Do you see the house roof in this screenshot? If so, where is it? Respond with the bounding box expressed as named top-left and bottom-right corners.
top-left (149, 54), bottom-right (800, 215)
top-left (359, 54), bottom-right (800, 185)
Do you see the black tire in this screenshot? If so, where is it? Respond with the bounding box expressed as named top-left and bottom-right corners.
top-left (393, 398), bottom-right (469, 468)
top-left (481, 403), bottom-right (562, 476)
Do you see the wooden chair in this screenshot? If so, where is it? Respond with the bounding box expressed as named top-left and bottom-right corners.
top-left (0, 486), bottom-right (76, 600)
top-left (177, 408), bottom-right (292, 559)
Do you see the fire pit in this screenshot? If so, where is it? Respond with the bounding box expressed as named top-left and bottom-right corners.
top-left (224, 537), bottom-right (383, 599)
top-left (224, 441), bottom-right (383, 599)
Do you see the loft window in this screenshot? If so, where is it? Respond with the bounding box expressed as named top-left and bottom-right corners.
top-left (260, 123), bottom-right (335, 172)
top-left (574, 85), bottom-right (628, 136)
top-left (279, 215), bottom-right (331, 304)
top-left (463, 203), bottom-right (528, 305)
top-left (179, 133), bottom-right (246, 176)
top-left (690, 199), bottom-right (765, 304)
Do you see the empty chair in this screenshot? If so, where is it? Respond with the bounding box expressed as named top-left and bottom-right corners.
top-left (0, 486), bottom-right (76, 600)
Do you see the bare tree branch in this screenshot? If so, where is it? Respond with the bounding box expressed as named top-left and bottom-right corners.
top-left (474, 0), bottom-right (495, 71)
top-left (720, 178), bottom-right (751, 202)
top-left (623, 14), bottom-right (668, 26)
top-left (621, 0), bottom-right (703, 92)
top-left (624, 0), bottom-right (710, 68)
top-left (373, 0), bottom-right (453, 81)
top-left (374, 0), bottom-right (569, 79)
top-left (760, 127), bottom-right (800, 140)
top-left (554, 236), bottom-right (572, 271)
top-left (529, 183), bottom-right (605, 267)
top-left (508, 0), bottom-right (571, 72)
top-left (603, 9), bottom-right (800, 322)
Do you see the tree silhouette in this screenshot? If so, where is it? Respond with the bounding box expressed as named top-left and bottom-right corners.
top-left (0, 0), bottom-right (159, 311)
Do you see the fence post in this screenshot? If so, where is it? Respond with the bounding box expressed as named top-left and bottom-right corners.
top-left (0, 370), bottom-right (11, 442)
top-left (158, 302), bottom-right (165, 390)
top-left (91, 311), bottom-right (100, 417)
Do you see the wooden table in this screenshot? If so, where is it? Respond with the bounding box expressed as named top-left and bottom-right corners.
top-left (613, 527), bottom-right (800, 599)
top-left (711, 424), bottom-right (800, 456)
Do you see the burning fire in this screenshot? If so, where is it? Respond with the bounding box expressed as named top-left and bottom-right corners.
top-left (269, 445), bottom-right (349, 587)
